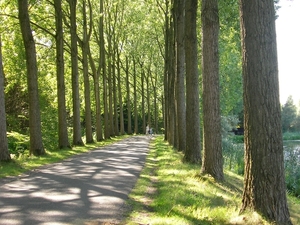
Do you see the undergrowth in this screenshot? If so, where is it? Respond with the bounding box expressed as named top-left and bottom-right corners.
top-left (283, 132), bottom-right (300, 141)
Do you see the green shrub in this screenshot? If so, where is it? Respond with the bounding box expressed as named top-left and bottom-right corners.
top-left (222, 136), bottom-right (244, 175)
top-left (7, 132), bottom-right (29, 158)
top-left (283, 132), bottom-right (300, 141)
top-left (221, 115), bottom-right (244, 175)
top-left (284, 144), bottom-right (300, 197)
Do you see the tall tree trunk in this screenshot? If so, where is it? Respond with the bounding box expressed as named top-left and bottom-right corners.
top-left (126, 57), bottom-right (132, 134)
top-left (184, 0), bottom-right (201, 163)
top-left (88, 45), bottom-right (103, 141)
top-left (18, 0), bottom-right (45, 155)
top-left (102, 61), bottom-right (110, 139)
top-left (107, 35), bottom-right (114, 137)
top-left (239, 0), bottom-right (292, 224)
top-left (163, 0), bottom-right (170, 141)
top-left (167, 14), bottom-right (176, 146)
top-left (112, 42), bottom-right (119, 136)
top-left (174, 0), bottom-right (186, 152)
top-left (133, 58), bottom-right (138, 134)
top-left (154, 86), bottom-right (158, 135)
top-left (117, 52), bottom-right (125, 135)
top-left (113, 61), bottom-right (119, 136)
top-left (147, 69), bottom-right (151, 128)
top-left (89, 0), bottom-right (103, 142)
top-left (0, 35), bottom-right (11, 161)
top-left (150, 73), bottom-right (158, 134)
top-left (154, 92), bottom-right (158, 134)
top-left (54, 0), bottom-right (70, 149)
top-left (99, 0), bottom-right (110, 139)
top-left (141, 67), bottom-right (146, 134)
top-left (172, 1), bottom-right (179, 149)
top-left (69, 0), bottom-right (84, 146)
top-left (82, 0), bottom-right (93, 143)
top-left (89, 47), bottom-right (103, 141)
top-left (201, 0), bottom-right (224, 181)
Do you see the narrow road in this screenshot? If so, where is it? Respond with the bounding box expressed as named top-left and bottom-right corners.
top-left (0, 136), bottom-right (151, 225)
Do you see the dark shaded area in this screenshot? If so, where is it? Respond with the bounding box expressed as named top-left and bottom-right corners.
top-left (231, 127), bottom-right (244, 135)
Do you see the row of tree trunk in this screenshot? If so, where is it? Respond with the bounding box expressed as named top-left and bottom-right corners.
top-left (0, 0), bottom-right (160, 159)
top-left (0, 0), bottom-right (293, 224)
top-left (163, 0), bottom-right (292, 224)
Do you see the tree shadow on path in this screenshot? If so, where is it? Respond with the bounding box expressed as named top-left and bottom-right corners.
top-left (0, 136), bottom-right (150, 225)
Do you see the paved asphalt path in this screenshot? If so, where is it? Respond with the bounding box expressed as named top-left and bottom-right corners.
top-left (0, 136), bottom-right (151, 225)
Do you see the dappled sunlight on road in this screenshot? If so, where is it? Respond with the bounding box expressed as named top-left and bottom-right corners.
top-left (0, 136), bottom-right (151, 225)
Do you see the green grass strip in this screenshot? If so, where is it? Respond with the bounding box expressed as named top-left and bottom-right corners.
top-left (124, 135), bottom-right (300, 225)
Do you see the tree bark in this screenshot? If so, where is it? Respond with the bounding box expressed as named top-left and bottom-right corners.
top-left (69, 0), bottom-right (84, 146)
top-left (89, 0), bottom-right (103, 142)
top-left (239, 0), bottom-right (292, 224)
top-left (163, 0), bottom-right (170, 141)
top-left (133, 58), bottom-right (138, 134)
top-left (54, 0), bottom-right (71, 149)
top-left (99, 0), bottom-right (110, 140)
top-left (184, 0), bottom-right (201, 163)
top-left (147, 67), bottom-right (151, 129)
top-left (89, 48), bottom-right (103, 142)
top-left (113, 61), bottom-right (119, 136)
top-left (150, 73), bottom-right (158, 135)
top-left (0, 35), bottom-right (11, 161)
top-left (107, 34), bottom-right (114, 137)
top-left (82, 0), bottom-right (93, 143)
top-left (125, 56), bottom-right (132, 134)
top-left (117, 52), bottom-right (125, 135)
top-left (167, 14), bottom-right (175, 146)
top-left (18, 0), bottom-right (45, 155)
top-left (141, 67), bottom-right (146, 134)
top-left (174, 0), bottom-right (186, 152)
top-left (201, 0), bottom-right (224, 181)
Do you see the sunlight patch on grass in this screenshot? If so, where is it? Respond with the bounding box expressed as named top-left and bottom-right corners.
top-left (288, 196), bottom-right (300, 224)
top-left (125, 135), bottom-right (300, 225)
top-left (229, 211), bottom-right (270, 225)
top-left (145, 216), bottom-right (194, 225)
top-left (148, 138), bottom-right (242, 224)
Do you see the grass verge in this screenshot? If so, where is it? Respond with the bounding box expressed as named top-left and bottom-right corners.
top-left (0, 135), bottom-right (129, 179)
top-left (124, 135), bottom-right (300, 225)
